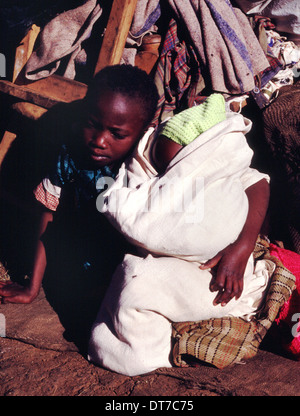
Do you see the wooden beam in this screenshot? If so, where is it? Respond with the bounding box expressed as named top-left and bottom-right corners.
top-left (94, 0), bottom-right (138, 75)
top-left (0, 75), bottom-right (88, 109)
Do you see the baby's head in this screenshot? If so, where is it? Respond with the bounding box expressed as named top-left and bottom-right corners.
top-left (81, 64), bottom-right (158, 169)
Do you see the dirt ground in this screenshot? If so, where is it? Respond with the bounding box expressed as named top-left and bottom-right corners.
top-left (1, 336), bottom-right (300, 398)
top-left (1, 282), bottom-right (300, 398)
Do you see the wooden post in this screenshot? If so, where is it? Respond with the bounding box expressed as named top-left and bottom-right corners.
top-left (0, 131), bottom-right (17, 168)
top-left (13, 24), bottom-right (40, 83)
top-left (94, 0), bottom-right (138, 75)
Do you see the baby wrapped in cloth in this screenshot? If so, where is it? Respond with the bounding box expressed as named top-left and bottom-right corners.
top-left (88, 95), bottom-right (275, 376)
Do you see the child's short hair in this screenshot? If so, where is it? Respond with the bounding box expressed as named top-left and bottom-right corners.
top-left (86, 64), bottom-right (159, 127)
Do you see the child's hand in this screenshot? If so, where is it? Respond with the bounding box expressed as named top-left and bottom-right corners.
top-left (199, 179), bottom-right (269, 307)
top-left (0, 281), bottom-right (38, 304)
top-left (199, 240), bottom-right (252, 306)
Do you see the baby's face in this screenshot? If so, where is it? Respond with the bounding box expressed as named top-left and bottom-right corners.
top-left (82, 90), bottom-right (146, 169)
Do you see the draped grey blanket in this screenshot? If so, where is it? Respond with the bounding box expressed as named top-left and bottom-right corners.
top-left (25, 0), bottom-right (269, 95)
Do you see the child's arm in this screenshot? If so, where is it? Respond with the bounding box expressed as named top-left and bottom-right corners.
top-left (152, 134), bottom-right (183, 173)
top-left (200, 178), bottom-right (270, 306)
top-left (0, 209), bottom-right (53, 304)
top-left (153, 133), bottom-right (270, 306)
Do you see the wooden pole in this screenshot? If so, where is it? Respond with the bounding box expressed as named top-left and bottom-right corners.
top-left (0, 131), bottom-right (16, 168)
top-left (94, 0), bottom-right (138, 75)
top-left (13, 24), bottom-right (40, 83)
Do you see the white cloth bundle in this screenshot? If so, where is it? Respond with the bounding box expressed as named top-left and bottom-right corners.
top-left (98, 112), bottom-right (267, 262)
top-left (88, 112), bottom-right (274, 376)
top-left (89, 252), bottom-right (274, 376)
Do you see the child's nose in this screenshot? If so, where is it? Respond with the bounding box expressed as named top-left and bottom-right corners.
top-left (94, 131), bottom-right (108, 148)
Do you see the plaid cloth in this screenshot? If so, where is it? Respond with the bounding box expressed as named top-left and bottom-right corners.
top-left (153, 18), bottom-right (206, 125)
top-left (153, 12), bottom-right (283, 121)
top-left (34, 143), bottom-right (116, 212)
top-left (253, 15), bottom-right (276, 31)
top-left (171, 236), bottom-right (296, 369)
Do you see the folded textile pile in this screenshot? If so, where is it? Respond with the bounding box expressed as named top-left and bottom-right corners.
top-left (24, 0), bottom-right (161, 80)
top-left (167, 0), bottom-right (269, 95)
top-left (235, 0), bottom-right (300, 47)
top-left (24, 0), bottom-right (269, 95)
top-left (25, 0), bottom-right (102, 80)
top-left (154, 0), bottom-right (272, 123)
top-left (172, 237), bottom-right (296, 369)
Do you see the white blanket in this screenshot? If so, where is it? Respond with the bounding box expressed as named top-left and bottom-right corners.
top-left (89, 253), bottom-right (274, 376)
top-left (88, 112), bottom-right (274, 376)
top-left (98, 112), bottom-right (267, 262)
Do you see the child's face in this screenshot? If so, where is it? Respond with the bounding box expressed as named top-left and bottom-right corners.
top-left (82, 90), bottom-right (147, 169)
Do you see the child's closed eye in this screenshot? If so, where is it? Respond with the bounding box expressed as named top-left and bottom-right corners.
top-left (110, 129), bottom-right (128, 140)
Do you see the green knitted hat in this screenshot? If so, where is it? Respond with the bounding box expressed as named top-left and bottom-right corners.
top-left (161, 94), bottom-right (226, 146)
